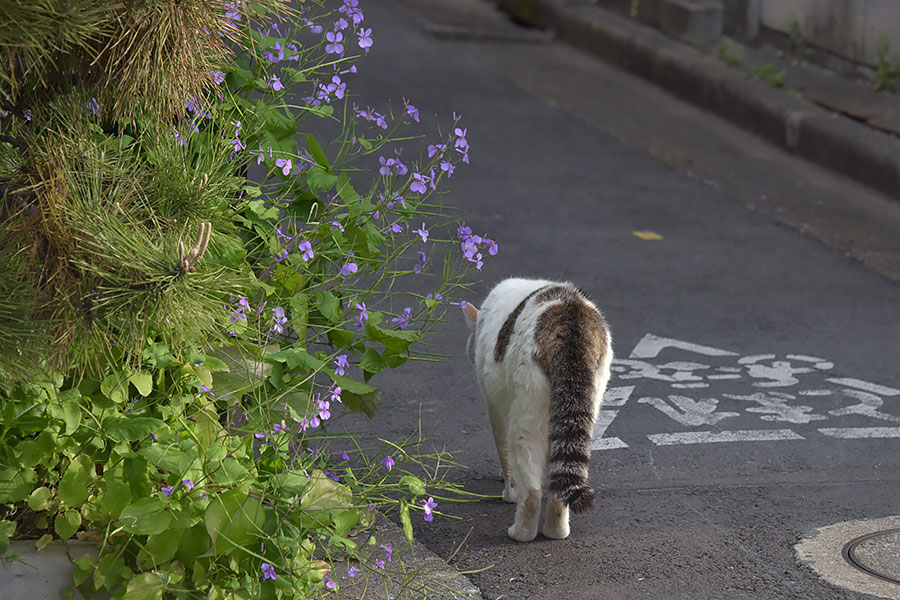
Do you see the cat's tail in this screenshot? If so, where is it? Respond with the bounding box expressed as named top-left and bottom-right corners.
top-left (535, 288), bottom-right (609, 514)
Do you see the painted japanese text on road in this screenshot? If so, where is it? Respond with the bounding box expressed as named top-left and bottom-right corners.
top-left (593, 333), bottom-right (900, 450)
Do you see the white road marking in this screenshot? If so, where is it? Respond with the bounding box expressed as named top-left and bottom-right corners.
top-left (818, 427), bottom-right (900, 439)
top-left (602, 385), bottom-right (634, 407)
top-left (826, 377), bottom-right (900, 397)
top-left (638, 395), bottom-right (739, 426)
top-left (648, 429), bottom-right (804, 446)
top-left (591, 409), bottom-right (628, 450)
top-left (628, 333), bottom-right (738, 360)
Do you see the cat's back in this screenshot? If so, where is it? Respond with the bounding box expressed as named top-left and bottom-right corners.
top-left (473, 277), bottom-right (560, 366)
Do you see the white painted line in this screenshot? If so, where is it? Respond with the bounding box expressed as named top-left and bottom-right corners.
top-left (629, 333), bottom-right (738, 359)
top-left (602, 385), bottom-right (634, 407)
top-left (826, 378), bottom-right (900, 397)
top-left (647, 429), bottom-right (804, 446)
top-left (818, 427), bottom-right (900, 439)
top-left (591, 437), bottom-right (629, 450)
top-left (591, 409), bottom-right (628, 450)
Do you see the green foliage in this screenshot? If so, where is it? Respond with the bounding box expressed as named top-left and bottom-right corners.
top-left (1, 1), bottom-right (489, 598)
top-left (874, 33), bottom-right (899, 93)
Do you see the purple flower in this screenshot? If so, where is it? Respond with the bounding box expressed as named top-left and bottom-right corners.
top-left (403, 98), bottom-right (419, 123)
top-left (324, 577), bottom-right (338, 590)
top-left (358, 27), bottom-right (373, 52)
top-left (211, 70), bottom-right (226, 85)
top-left (299, 240), bottom-right (314, 262)
top-left (331, 221), bottom-right (345, 233)
top-left (275, 158), bottom-right (292, 175)
top-left (414, 250), bottom-right (427, 274)
top-left (423, 497), bottom-right (437, 522)
top-left (341, 261), bottom-right (358, 279)
top-left (325, 31), bottom-right (344, 56)
top-left (413, 223), bottom-right (429, 243)
top-left (385, 223), bottom-right (404, 234)
top-left (86, 97), bottom-right (99, 116)
top-left (380, 543), bottom-right (393, 562)
top-left (427, 143), bottom-right (446, 158)
top-left (440, 160), bottom-right (455, 177)
top-left (381, 455), bottom-right (394, 471)
top-left (410, 172), bottom-right (428, 194)
top-left (391, 308), bottom-right (412, 329)
top-left (355, 301), bottom-right (369, 324)
top-left (272, 306), bottom-right (288, 334)
top-left (267, 74), bottom-right (284, 91)
top-left (329, 384), bottom-right (342, 404)
top-left (224, 2), bottom-right (241, 21)
top-left (346, 566), bottom-right (360, 578)
top-left (261, 563), bottom-right (277, 581)
top-left (341, 451), bottom-right (350, 461)
top-left (182, 479), bottom-right (195, 491)
top-left (265, 41), bottom-right (284, 63)
top-left (161, 485), bottom-right (174, 497)
top-left (379, 156), bottom-right (395, 176)
top-left (334, 354), bottom-right (349, 376)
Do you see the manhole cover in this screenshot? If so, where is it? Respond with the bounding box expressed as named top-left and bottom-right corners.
top-left (843, 527), bottom-right (900, 585)
top-left (796, 516), bottom-right (900, 599)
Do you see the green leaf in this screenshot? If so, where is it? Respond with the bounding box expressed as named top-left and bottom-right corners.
top-left (98, 471), bottom-right (132, 516)
top-left (58, 457), bottom-right (91, 507)
top-left (0, 520), bottom-right (15, 555)
top-left (204, 487), bottom-right (265, 556)
top-left (332, 509), bottom-right (359, 539)
top-left (129, 372), bottom-right (153, 397)
top-left (120, 497), bottom-right (172, 535)
top-left (35, 533), bottom-right (53, 551)
top-left (60, 399), bottom-right (82, 434)
top-left (329, 373), bottom-right (378, 396)
top-left (400, 475), bottom-right (426, 497)
top-left (208, 345), bottom-right (272, 402)
top-left (27, 486), bottom-right (52, 511)
top-left (290, 292), bottom-right (309, 344)
top-left (123, 572), bottom-right (164, 600)
top-left (203, 356), bottom-right (230, 372)
top-left (314, 290), bottom-right (341, 323)
top-left (307, 165), bottom-right (338, 192)
top-left (399, 501), bottom-right (413, 542)
top-left (101, 373), bottom-right (128, 404)
top-left (336, 174), bottom-right (361, 205)
top-left (54, 509), bottom-right (81, 540)
top-left (146, 531), bottom-right (181, 564)
top-left (305, 134), bottom-right (329, 168)
top-left (124, 456), bottom-right (152, 497)
top-left (359, 348), bottom-right (385, 376)
top-left (102, 417), bottom-right (165, 442)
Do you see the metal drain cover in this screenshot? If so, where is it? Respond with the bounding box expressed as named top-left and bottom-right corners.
top-left (796, 517), bottom-right (900, 599)
top-left (844, 527), bottom-right (900, 585)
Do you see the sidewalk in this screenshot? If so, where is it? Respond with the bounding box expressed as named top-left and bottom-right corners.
top-left (497, 0), bottom-right (900, 200)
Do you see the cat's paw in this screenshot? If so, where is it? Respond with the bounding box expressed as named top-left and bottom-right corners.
top-left (541, 520), bottom-right (570, 540)
top-left (507, 523), bottom-right (537, 542)
top-left (502, 484), bottom-right (516, 503)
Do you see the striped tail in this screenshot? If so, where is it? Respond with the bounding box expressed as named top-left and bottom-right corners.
top-left (533, 287), bottom-right (608, 513)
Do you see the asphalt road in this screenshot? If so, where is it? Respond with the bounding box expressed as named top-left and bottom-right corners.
top-left (337, 1), bottom-right (900, 598)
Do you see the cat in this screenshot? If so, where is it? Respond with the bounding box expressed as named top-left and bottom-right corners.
top-left (461, 278), bottom-right (612, 541)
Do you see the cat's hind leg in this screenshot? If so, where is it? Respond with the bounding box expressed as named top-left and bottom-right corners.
top-left (486, 395), bottom-right (516, 503)
top-left (541, 496), bottom-right (570, 539)
top-left (506, 433), bottom-right (546, 542)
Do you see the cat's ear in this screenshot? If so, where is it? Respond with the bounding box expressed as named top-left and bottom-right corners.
top-left (461, 301), bottom-right (479, 330)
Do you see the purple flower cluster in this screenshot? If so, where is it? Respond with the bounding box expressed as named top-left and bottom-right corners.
top-left (391, 307), bottom-right (412, 329)
top-left (355, 106), bottom-right (388, 129)
top-left (272, 306), bottom-right (287, 334)
top-left (378, 155), bottom-right (408, 177)
top-left (457, 223), bottom-right (498, 270)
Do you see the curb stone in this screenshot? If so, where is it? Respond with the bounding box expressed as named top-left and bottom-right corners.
top-left (498, 0), bottom-right (900, 200)
top-left (332, 513), bottom-right (486, 600)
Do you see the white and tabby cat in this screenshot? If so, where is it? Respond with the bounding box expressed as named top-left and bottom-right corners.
top-left (462, 278), bottom-right (612, 541)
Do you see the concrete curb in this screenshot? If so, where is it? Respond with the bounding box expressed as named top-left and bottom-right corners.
top-left (499, 0), bottom-right (900, 199)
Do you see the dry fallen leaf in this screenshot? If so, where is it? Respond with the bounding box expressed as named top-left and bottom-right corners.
top-left (633, 230), bottom-right (663, 240)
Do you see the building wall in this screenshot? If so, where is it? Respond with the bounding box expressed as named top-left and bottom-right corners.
top-left (761, 0), bottom-right (900, 66)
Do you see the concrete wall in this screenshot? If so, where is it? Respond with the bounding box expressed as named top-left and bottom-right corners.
top-left (761, 0), bottom-right (900, 66)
